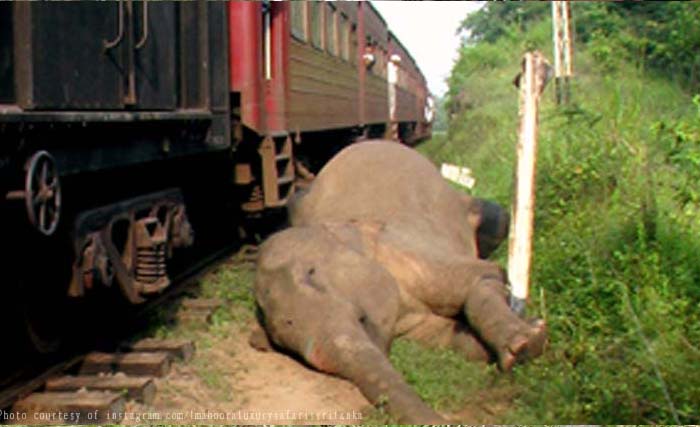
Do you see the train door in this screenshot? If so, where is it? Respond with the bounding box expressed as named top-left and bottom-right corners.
top-left (14, 1), bottom-right (178, 111)
top-left (132, 1), bottom-right (177, 110)
top-left (14, 2), bottom-right (126, 109)
top-left (0, 3), bottom-right (14, 103)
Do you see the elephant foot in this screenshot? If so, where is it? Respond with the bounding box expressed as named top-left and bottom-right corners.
top-left (498, 319), bottom-right (547, 372)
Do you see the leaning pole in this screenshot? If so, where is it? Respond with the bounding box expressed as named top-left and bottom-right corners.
top-left (508, 51), bottom-right (551, 316)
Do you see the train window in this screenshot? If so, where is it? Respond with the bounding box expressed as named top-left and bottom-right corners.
top-left (380, 50), bottom-right (385, 73)
top-left (290, 1), bottom-right (307, 41)
top-left (325, 3), bottom-right (337, 56)
top-left (363, 37), bottom-right (376, 70)
top-left (310, 1), bottom-right (323, 50)
top-left (0, 2), bottom-right (14, 103)
top-left (372, 45), bottom-right (384, 76)
top-left (339, 15), bottom-right (349, 61)
top-left (350, 25), bottom-right (357, 65)
top-left (384, 51), bottom-right (389, 77)
top-left (387, 52), bottom-right (391, 75)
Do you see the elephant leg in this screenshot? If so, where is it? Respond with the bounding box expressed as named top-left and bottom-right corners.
top-left (463, 276), bottom-right (547, 371)
top-left (306, 325), bottom-right (447, 424)
top-left (432, 258), bottom-right (547, 370)
top-left (402, 314), bottom-right (491, 363)
top-left (450, 322), bottom-right (493, 363)
top-left (260, 295), bottom-right (444, 422)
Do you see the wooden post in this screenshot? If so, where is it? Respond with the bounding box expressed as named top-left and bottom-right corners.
top-left (563, 2), bottom-right (574, 80)
top-left (551, 1), bottom-right (573, 105)
top-left (508, 51), bottom-right (551, 316)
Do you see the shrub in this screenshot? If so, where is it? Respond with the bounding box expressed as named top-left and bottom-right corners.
top-left (421, 10), bottom-right (700, 422)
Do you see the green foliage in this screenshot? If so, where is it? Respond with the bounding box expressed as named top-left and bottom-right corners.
top-left (445, 19), bottom-right (551, 142)
top-left (389, 339), bottom-right (501, 412)
top-left (458, 2), bottom-right (550, 44)
top-left (652, 94), bottom-right (700, 208)
top-left (462, 2), bottom-right (700, 89)
top-left (144, 263), bottom-right (256, 342)
top-left (431, 95), bottom-right (448, 133)
top-left (575, 2), bottom-right (700, 89)
top-left (428, 5), bottom-right (700, 422)
top-left (200, 263), bottom-right (257, 332)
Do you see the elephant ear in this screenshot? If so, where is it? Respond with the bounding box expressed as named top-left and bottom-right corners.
top-left (475, 199), bottom-right (510, 259)
top-left (461, 195), bottom-right (510, 259)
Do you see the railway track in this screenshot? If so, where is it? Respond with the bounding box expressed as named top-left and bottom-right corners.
top-left (0, 241), bottom-right (256, 423)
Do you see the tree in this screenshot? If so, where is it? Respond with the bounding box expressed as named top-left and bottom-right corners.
top-left (458, 1), bottom-right (550, 44)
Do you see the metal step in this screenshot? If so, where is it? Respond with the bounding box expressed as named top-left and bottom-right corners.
top-left (259, 134), bottom-right (295, 208)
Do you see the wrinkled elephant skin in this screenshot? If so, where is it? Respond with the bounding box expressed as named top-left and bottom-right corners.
top-left (255, 141), bottom-right (546, 423)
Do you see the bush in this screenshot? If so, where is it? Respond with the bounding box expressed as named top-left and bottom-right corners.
top-left (421, 11), bottom-right (700, 422)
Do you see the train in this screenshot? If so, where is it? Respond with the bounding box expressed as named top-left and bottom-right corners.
top-left (0, 1), bottom-right (432, 355)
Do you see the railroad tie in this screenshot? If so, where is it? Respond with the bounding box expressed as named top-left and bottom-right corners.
top-left (5, 339), bottom-right (196, 423)
top-left (180, 297), bottom-right (224, 312)
top-left (126, 338), bottom-right (196, 362)
top-left (10, 390), bottom-right (125, 425)
top-left (177, 298), bottom-right (224, 326)
top-left (44, 374), bottom-right (156, 405)
top-left (79, 352), bottom-right (171, 378)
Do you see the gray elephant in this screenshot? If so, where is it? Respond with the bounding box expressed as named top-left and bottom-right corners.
top-left (253, 140), bottom-right (546, 423)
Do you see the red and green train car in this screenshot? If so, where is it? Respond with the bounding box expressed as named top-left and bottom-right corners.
top-left (0, 1), bottom-right (432, 353)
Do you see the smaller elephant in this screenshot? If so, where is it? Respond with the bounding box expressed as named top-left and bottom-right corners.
top-left (254, 141), bottom-right (546, 423)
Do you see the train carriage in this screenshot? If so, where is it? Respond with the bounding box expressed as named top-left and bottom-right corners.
top-left (0, 0), bottom-right (432, 355)
top-left (1, 1), bottom-right (231, 352)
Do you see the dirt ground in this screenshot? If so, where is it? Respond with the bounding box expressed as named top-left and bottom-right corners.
top-left (123, 321), bottom-right (370, 425)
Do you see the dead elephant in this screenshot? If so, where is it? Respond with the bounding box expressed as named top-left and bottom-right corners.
top-left (253, 140), bottom-right (546, 423)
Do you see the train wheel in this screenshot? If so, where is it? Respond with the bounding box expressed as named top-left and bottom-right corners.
top-left (3, 281), bottom-right (65, 356)
top-left (25, 151), bottom-right (62, 236)
top-left (16, 259), bottom-right (71, 354)
top-left (18, 296), bottom-right (63, 354)
top-left (9, 238), bottom-right (72, 355)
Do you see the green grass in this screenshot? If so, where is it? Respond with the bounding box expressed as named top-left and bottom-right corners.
top-left (199, 261), bottom-right (257, 332)
top-left (389, 339), bottom-right (502, 412)
top-left (191, 355), bottom-right (234, 401)
top-left (141, 261), bottom-right (257, 350)
top-left (419, 17), bottom-right (700, 424)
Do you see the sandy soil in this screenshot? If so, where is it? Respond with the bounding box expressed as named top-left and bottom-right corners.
top-left (122, 322), bottom-right (371, 425)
